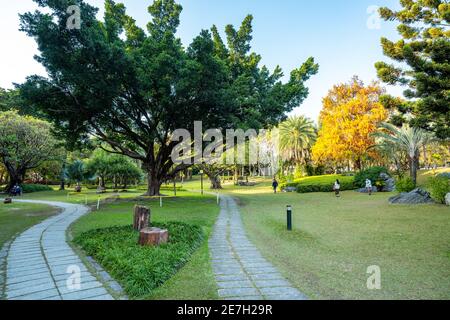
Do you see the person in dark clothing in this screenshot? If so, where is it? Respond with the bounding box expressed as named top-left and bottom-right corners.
top-left (272, 178), bottom-right (279, 194)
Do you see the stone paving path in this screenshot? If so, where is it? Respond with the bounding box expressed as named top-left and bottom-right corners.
top-left (3, 200), bottom-right (114, 300)
top-left (209, 195), bottom-right (307, 300)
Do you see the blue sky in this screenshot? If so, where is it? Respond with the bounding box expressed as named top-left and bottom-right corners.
top-left (0, 0), bottom-right (403, 122)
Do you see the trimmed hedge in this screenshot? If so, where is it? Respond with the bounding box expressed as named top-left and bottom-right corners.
top-left (281, 174), bottom-right (355, 193)
top-left (73, 222), bottom-right (204, 298)
top-left (20, 184), bottom-right (53, 193)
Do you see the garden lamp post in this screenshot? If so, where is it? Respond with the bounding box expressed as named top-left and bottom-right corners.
top-left (287, 205), bottom-right (292, 231)
top-left (200, 170), bottom-right (204, 195)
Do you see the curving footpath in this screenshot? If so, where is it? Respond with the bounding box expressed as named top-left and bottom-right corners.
top-left (2, 200), bottom-right (113, 300)
top-left (210, 195), bottom-right (307, 300)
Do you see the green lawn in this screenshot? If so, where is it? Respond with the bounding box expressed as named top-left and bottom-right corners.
top-left (0, 202), bottom-right (59, 248)
top-left (224, 180), bottom-right (450, 300)
top-left (3, 170), bottom-right (448, 300)
top-left (69, 191), bottom-right (220, 300)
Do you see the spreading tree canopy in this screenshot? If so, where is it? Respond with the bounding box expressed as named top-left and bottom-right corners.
top-left (0, 111), bottom-right (60, 191)
top-left (375, 0), bottom-right (450, 139)
top-left (19, 0), bottom-right (318, 195)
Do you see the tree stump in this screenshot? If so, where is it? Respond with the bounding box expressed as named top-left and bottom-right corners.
top-left (133, 205), bottom-right (150, 231)
top-left (138, 227), bottom-right (169, 246)
top-left (4, 198), bottom-right (12, 204)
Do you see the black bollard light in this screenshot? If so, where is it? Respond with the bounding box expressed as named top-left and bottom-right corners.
top-left (287, 205), bottom-right (292, 231)
top-left (200, 170), bottom-right (204, 195)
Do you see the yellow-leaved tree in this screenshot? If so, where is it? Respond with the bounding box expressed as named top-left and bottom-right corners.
top-left (312, 77), bottom-right (388, 170)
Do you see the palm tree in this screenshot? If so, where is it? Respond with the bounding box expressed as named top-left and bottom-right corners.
top-left (279, 116), bottom-right (317, 166)
top-left (374, 123), bottom-right (432, 185)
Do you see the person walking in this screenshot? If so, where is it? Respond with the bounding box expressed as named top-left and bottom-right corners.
top-left (272, 178), bottom-right (279, 194)
top-left (365, 178), bottom-right (373, 196)
top-left (333, 179), bottom-right (341, 197)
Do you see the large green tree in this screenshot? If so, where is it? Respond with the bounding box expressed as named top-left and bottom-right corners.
top-left (375, 0), bottom-right (450, 139)
top-left (0, 88), bottom-right (21, 112)
top-left (0, 111), bottom-right (60, 191)
top-left (19, 0), bottom-right (317, 195)
top-left (86, 149), bottom-right (142, 188)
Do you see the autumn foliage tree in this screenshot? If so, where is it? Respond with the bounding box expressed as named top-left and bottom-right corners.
top-left (312, 77), bottom-right (388, 170)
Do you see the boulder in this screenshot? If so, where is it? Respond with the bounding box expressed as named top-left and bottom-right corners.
top-left (282, 187), bottom-right (297, 193)
top-left (380, 173), bottom-right (396, 192)
top-left (3, 198), bottom-right (12, 204)
top-left (389, 188), bottom-right (434, 204)
top-left (358, 186), bottom-right (378, 193)
top-left (445, 193), bottom-right (450, 206)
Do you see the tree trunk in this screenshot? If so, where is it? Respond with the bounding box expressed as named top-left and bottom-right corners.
top-left (209, 175), bottom-right (222, 189)
top-left (5, 166), bottom-right (25, 192)
top-left (145, 171), bottom-right (163, 196)
top-left (423, 146), bottom-right (428, 169)
top-left (355, 158), bottom-right (362, 171)
top-left (410, 152), bottom-right (419, 185)
top-left (133, 205), bottom-right (150, 231)
top-left (100, 176), bottom-right (106, 188)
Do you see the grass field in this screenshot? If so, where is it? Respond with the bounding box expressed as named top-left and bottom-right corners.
top-left (1, 168), bottom-right (448, 300)
top-left (223, 177), bottom-right (450, 300)
top-left (0, 202), bottom-right (59, 248)
top-left (69, 191), bottom-right (220, 300)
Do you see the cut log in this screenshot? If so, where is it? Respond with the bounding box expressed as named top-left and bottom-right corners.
top-left (4, 198), bottom-right (12, 204)
top-left (133, 205), bottom-right (150, 231)
top-left (138, 227), bottom-right (169, 246)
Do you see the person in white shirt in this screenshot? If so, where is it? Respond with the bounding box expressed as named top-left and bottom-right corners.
top-left (333, 179), bottom-right (341, 197)
top-left (365, 178), bottom-right (373, 196)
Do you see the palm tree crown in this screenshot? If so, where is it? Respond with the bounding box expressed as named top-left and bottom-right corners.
top-left (279, 116), bottom-right (317, 164)
top-left (374, 123), bottom-right (432, 184)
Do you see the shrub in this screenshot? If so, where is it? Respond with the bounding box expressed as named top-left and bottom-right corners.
top-left (73, 222), bottom-right (204, 298)
top-left (437, 172), bottom-right (450, 179)
top-left (427, 176), bottom-right (450, 204)
top-left (354, 166), bottom-right (389, 188)
top-left (20, 184), bottom-right (53, 193)
top-left (395, 176), bottom-right (415, 193)
top-left (281, 174), bottom-right (355, 193)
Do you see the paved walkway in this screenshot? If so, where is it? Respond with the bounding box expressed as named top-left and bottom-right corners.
top-left (209, 195), bottom-right (307, 300)
top-left (3, 200), bottom-right (114, 300)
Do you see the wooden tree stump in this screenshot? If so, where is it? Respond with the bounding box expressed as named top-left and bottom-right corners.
top-left (133, 205), bottom-right (150, 231)
top-left (138, 227), bottom-right (169, 246)
top-left (4, 198), bottom-right (12, 204)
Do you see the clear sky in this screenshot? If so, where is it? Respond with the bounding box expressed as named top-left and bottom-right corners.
top-left (0, 0), bottom-right (404, 122)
